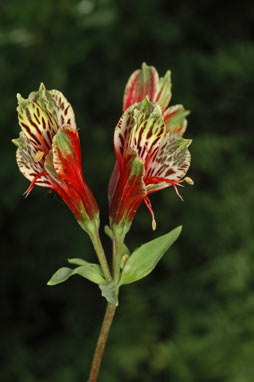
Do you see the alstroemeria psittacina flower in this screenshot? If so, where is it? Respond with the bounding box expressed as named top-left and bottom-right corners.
top-left (12, 83), bottom-right (99, 233)
top-left (109, 98), bottom-right (192, 234)
top-left (123, 62), bottom-right (190, 136)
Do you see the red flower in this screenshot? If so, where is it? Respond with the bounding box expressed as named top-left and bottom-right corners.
top-left (123, 62), bottom-right (190, 136)
top-left (12, 84), bottom-right (99, 232)
top-left (109, 98), bottom-right (192, 233)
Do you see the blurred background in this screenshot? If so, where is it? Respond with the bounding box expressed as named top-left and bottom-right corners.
top-left (1, 0), bottom-right (254, 381)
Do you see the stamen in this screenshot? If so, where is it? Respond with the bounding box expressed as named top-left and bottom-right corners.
top-left (33, 150), bottom-right (45, 162)
top-left (184, 176), bottom-right (194, 185)
top-left (172, 182), bottom-right (184, 201)
top-left (144, 196), bottom-right (157, 230)
top-left (24, 171), bottom-right (48, 197)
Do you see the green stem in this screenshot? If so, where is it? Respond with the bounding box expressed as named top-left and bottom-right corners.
top-left (88, 302), bottom-right (117, 382)
top-left (89, 230), bottom-right (112, 282)
top-left (113, 235), bottom-right (124, 283)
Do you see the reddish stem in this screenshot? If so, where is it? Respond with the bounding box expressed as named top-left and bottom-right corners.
top-left (88, 303), bottom-right (116, 382)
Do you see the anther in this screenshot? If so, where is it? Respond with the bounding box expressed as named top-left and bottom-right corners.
top-left (33, 150), bottom-right (44, 162)
top-left (184, 176), bottom-right (194, 185)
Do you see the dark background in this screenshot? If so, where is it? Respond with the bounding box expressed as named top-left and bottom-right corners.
top-left (1, 0), bottom-right (254, 381)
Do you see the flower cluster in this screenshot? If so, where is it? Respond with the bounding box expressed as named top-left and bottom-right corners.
top-left (13, 63), bottom-right (192, 237)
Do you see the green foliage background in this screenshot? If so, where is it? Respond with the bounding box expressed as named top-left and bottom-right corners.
top-left (1, 1), bottom-right (253, 381)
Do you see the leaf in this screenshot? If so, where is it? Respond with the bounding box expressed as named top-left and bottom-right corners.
top-left (119, 226), bottom-right (182, 285)
top-left (68, 257), bottom-right (89, 266)
top-left (47, 267), bottom-right (73, 285)
top-left (99, 282), bottom-right (119, 306)
top-left (47, 261), bottom-right (107, 286)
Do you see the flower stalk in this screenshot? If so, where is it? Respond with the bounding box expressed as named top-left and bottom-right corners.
top-left (88, 303), bottom-right (117, 382)
top-left (112, 231), bottom-right (125, 284)
top-left (88, 229), bottom-right (112, 283)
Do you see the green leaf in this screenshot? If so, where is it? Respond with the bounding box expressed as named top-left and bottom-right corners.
top-left (99, 282), bottom-right (119, 306)
top-left (119, 226), bottom-right (182, 285)
top-left (47, 267), bottom-right (73, 285)
top-left (47, 261), bottom-right (107, 286)
top-left (68, 257), bottom-right (89, 266)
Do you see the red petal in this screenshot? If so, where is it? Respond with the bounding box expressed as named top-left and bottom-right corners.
top-left (109, 149), bottom-right (146, 226)
top-left (52, 126), bottom-right (99, 220)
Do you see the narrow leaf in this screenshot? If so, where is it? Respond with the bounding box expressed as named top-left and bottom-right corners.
top-left (68, 258), bottom-right (90, 266)
top-left (119, 226), bottom-right (182, 285)
top-left (73, 265), bottom-right (106, 285)
top-left (47, 267), bottom-right (73, 286)
top-left (47, 261), bottom-right (106, 286)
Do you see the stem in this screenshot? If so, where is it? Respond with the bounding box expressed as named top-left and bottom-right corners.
top-left (112, 235), bottom-right (124, 283)
top-left (88, 302), bottom-right (117, 382)
top-left (89, 230), bottom-right (112, 282)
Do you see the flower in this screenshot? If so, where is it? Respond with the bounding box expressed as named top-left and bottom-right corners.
top-left (109, 98), bottom-right (192, 234)
top-left (12, 83), bottom-right (99, 233)
top-left (123, 62), bottom-right (190, 136)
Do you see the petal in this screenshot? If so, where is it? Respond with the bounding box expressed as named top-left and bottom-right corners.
top-left (114, 98), bottom-right (165, 164)
top-left (109, 148), bottom-right (146, 226)
top-left (145, 133), bottom-right (191, 187)
top-left (123, 62), bottom-right (159, 111)
top-left (108, 161), bottom-right (120, 202)
top-left (17, 93), bottom-right (58, 153)
top-left (154, 70), bottom-right (172, 112)
top-left (52, 126), bottom-right (99, 220)
top-left (48, 89), bottom-right (77, 129)
top-left (29, 83), bottom-right (76, 130)
top-left (17, 84), bottom-right (77, 155)
top-left (52, 125), bottom-right (82, 180)
top-left (163, 105), bottom-right (190, 135)
top-left (12, 132), bottom-right (52, 188)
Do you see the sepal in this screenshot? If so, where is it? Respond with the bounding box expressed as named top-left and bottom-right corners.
top-left (119, 226), bottom-right (182, 285)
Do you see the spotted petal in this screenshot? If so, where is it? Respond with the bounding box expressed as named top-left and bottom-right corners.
top-left (17, 84), bottom-right (77, 155)
top-left (146, 133), bottom-right (191, 191)
top-left (29, 83), bottom-right (76, 130)
top-left (12, 132), bottom-right (51, 188)
top-left (17, 94), bottom-right (59, 154)
top-left (48, 89), bottom-right (76, 130)
top-left (115, 98), bottom-right (166, 163)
